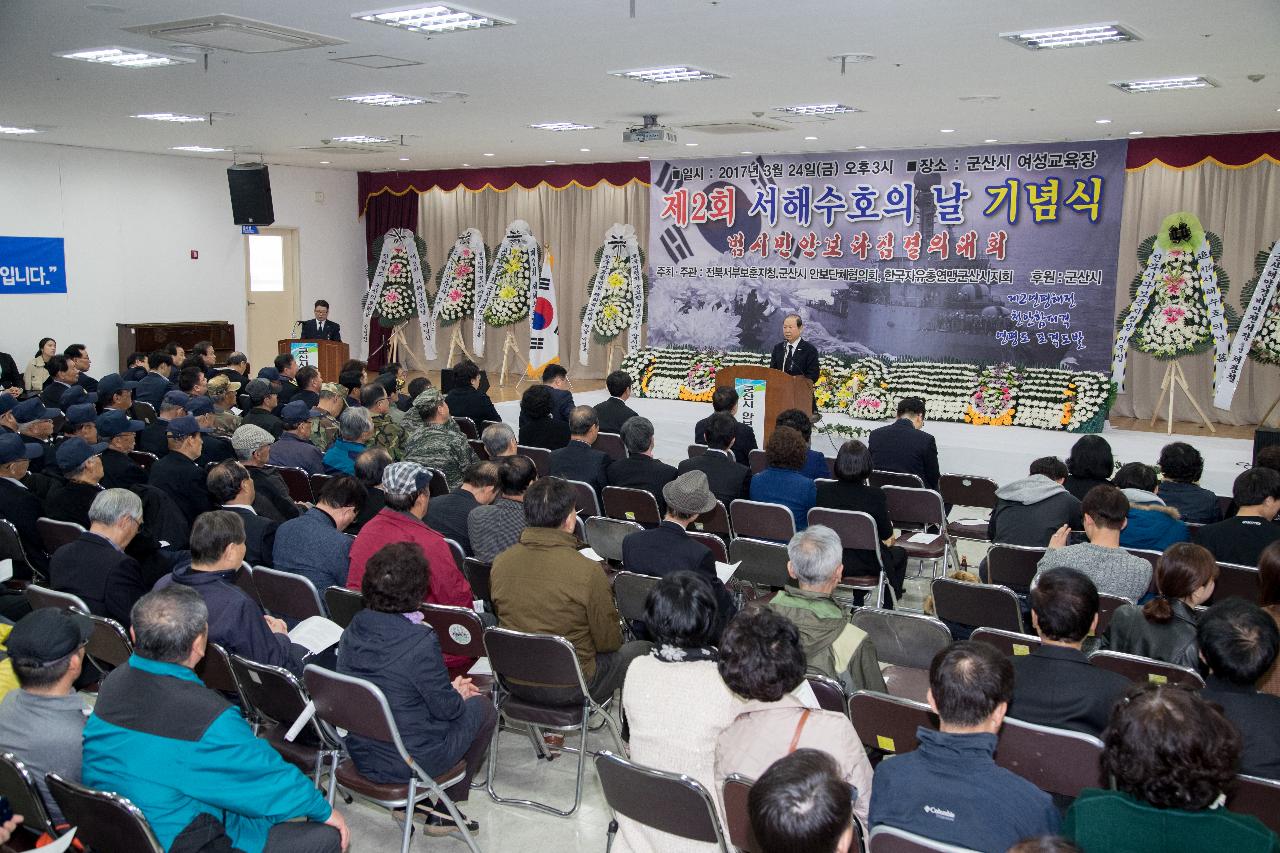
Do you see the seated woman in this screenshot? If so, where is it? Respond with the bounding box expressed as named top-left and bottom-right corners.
top-left (775, 408), bottom-right (829, 480)
top-left (1256, 541), bottom-right (1280, 697)
top-left (815, 439), bottom-right (907, 600)
top-left (1113, 462), bottom-right (1189, 553)
top-left (337, 541), bottom-right (497, 837)
top-left (322, 406), bottom-right (373, 475)
top-left (517, 384), bottom-right (569, 450)
top-left (1064, 434), bottom-right (1113, 502)
top-left (750, 427), bottom-right (817, 532)
top-left (714, 608), bottom-right (874, 828)
top-left (1100, 542), bottom-right (1216, 669)
top-left (1064, 684), bottom-right (1279, 852)
top-left (619, 572), bottom-right (739, 852)
top-left (1157, 442), bottom-right (1222, 525)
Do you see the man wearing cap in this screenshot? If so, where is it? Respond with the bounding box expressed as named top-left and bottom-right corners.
top-left (65, 344), bottom-right (96, 393)
top-left (309, 383), bottom-right (347, 453)
top-left (0, 432), bottom-right (49, 573)
top-left (550, 406), bottom-right (612, 501)
top-left (360, 383), bottom-right (406, 463)
top-left (50, 488), bottom-right (147, 626)
top-left (139, 390), bottom-right (189, 458)
top-left (403, 387), bottom-right (476, 490)
top-left (96, 373), bottom-right (137, 415)
top-left (133, 352), bottom-right (175, 408)
top-left (207, 374), bottom-right (242, 438)
top-left (0, 608), bottom-right (92, 827)
top-left (148, 416), bottom-right (213, 526)
top-left (189, 396), bottom-right (234, 467)
top-left (242, 378), bottom-right (284, 439)
top-left (59, 403), bottom-right (99, 444)
top-left (232, 425), bottom-right (301, 523)
top-left (57, 383), bottom-right (96, 414)
top-left (12, 397), bottom-right (58, 474)
top-left (97, 410), bottom-right (147, 489)
top-left (45, 437), bottom-right (108, 526)
top-left (272, 476), bottom-right (365, 590)
top-left (0, 395), bottom-right (18, 435)
top-left (269, 401), bottom-right (324, 475)
top-left (622, 470), bottom-right (739, 625)
top-left (207, 461), bottom-right (279, 568)
top-left (39, 355), bottom-right (80, 409)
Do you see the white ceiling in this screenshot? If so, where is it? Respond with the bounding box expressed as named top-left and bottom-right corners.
top-left (2, 0), bottom-right (1279, 172)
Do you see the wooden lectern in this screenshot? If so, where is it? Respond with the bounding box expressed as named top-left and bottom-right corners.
top-left (278, 339), bottom-right (349, 382)
top-left (715, 366), bottom-right (814, 445)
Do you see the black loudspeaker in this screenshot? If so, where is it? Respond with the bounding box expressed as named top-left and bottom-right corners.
top-left (441, 369), bottom-right (490, 394)
top-left (1255, 428), bottom-right (1280, 464)
top-left (227, 164), bottom-right (275, 226)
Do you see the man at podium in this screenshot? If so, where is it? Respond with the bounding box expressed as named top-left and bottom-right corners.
top-left (300, 299), bottom-right (342, 341)
top-left (770, 313), bottom-right (820, 418)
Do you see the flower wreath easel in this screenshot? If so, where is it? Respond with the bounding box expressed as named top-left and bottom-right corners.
top-left (1111, 212), bottom-right (1237, 434)
top-left (1217, 239), bottom-right (1280, 421)
top-left (578, 223), bottom-right (648, 373)
top-left (363, 229), bottom-right (434, 371)
top-left (432, 228), bottom-right (487, 368)
top-left (474, 220), bottom-right (541, 385)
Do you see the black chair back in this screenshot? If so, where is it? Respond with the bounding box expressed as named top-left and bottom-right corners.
top-left (128, 450), bottom-right (158, 471)
top-left (594, 432), bottom-right (626, 461)
top-left (463, 557), bottom-right (494, 609)
top-left (308, 473), bottom-right (333, 498)
top-left (994, 716), bottom-right (1104, 798)
top-left (25, 583), bottom-right (89, 613)
top-left (970, 627), bottom-right (1042, 658)
top-left (690, 500), bottom-right (732, 539)
top-left (419, 603), bottom-right (486, 659)
top-left (516, 445), bottom-right (552, 478)
top-left (848, 691), bottom-right (937, 756)
top-left (428, 467), bottom-right (450, 497)
top-left (86, 615), bottom-right (133, 669)
top-left (566, 479), bottom-right (602, 517)
top-left (453, 416), bottom-right (479, 439)
top-left (747, 448), bottom-right (767, 475)
top-left (595, 751), bottom-right (728, 849)
top-left (603, 486), bottom-right (662, 526)
top-left (46, 773), bottom-right (165, 853)
top-left (251, 567), bottom-right (324, 621)
top-left (1088, 649), bottom-right (1205, 688)
top-left (686, 530), bottom-right (728, 564)
top-left (484, 627), bottom-right (585, 694)
top-left (36, 517), bottom-right (83, 557)
top-left (930, 578), bottom-right (1024, 633)
top-left (131, 401), bottom-right (158, 424)
top-left (1228, 774), bottom-right (1280, 835)
top-left (194, 642), bottom-right (240, 697)
top-left (806, 672), bottom-right (848, 714)
top-left (612, 572), bottom-right (659, 623)
top-left (937, 473), bottom-right (998, 509)
top-left (721, 775), bottom-right (761, 853)
top-left (1212, 562), bottom-right (1261, 604)
top-left (469, 438), bottom-right (489, 460)
top-left (304, 665), bottom-right (400, 747)
top-left (1095, 593), bottom-right (1128, 635)
top-left (985, 544), bottom-right (1046, 593)
top-left (0, 518), bottom-right (37, 582)
top-left (0, 752), bottom-right (52, 835)
top-left (324, 586), bottom-right (364, 628)
top-left (583, 515), bottom-right (644, 563)
top-left (727, 537), bottom-right (791, 589)
top-left (869, 470), bottom-right (924, 490)
top-left (729, 499), bottom-right (795, 542)
top-left (270, 466), bottom-right (314, 503)
top-left (868, 825), bottom-right (978, 852)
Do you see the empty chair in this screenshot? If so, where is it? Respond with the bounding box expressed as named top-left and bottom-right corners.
top-left (985, 544), bottom-right (1046, 594)
top-left (0, 752), bottom-right (53, 837)
top-left (748, 448), bottom-right (767, 475)
top-left (128, 450), bottom-right (158, 471)
top-left (566, 478), bottom-right (602, 517)
top-left (270, 466), bottom-right (314, 503)
top-left (85, 615), bottom-right (133, 670)
top-left (730, 499), bottom-right (796, 542)
top-left (867, 825), bottom-right (981, 853)
top-left (721, 775), bottom-right (761, 853)
top-left (594, 432), bottom-right (626, 462)
top-left (930, 577), bottom-right (1024, 636)
top-left (970, 627), bottom-right (1042, 658)
top-left (847, 691), bottom-right (937, 758)
top-left (462, 557), bottom-right (494, 612)
top-left (603, 486), bottom-right (662, 526)
top-left (849, 608), bottom-right (951, 703)
top-left (938, 473), bottom-right (998, 541)
top-left (584, 515), bottom-right (644, 564)
top-left (36, 517), bottom-right (83, 557)
top-left (727, 537), bottom-right (791, 591)
top-left (806, 672), bottom-right (848, 715)
top-left (1212, 562), bottom-right (1260, 604)
top-left (47, 773), bottom-right (166, 853)
top-left (882, 486), bottom-right (951, 577)
top-left (597, 751), bottom-right (730, 852)
top-left (24, 584), bottom-right (89, 613)
top-left (1088, 649), bottom-right (1205, 688)
top-left (453, 416), bottom-right (479, 440)
top-left (250, 567), bottom-right (324, 622)
top-left (686, 530), bottom-right (728, 564)
top-left (809, 507), bottom-right (892, 609)
top-left (612, 571), bottom-right (659, 626)
top-left (689, 500), bottom-right (732, 540)
top-left (869, 470), bottom-right (924, 490)
top-left (994, 716), bottom-right (1104, 798)
top-left (323, 586), bottom-right (364, 628)
top-left (228, 655), bottom-right (338, 782)
top-left (516, 444), bottom-right (552, 478)
top-left (1227, 773), bottom-right (1280, 835)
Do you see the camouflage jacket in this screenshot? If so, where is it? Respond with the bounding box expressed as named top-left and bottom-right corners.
top-left (310, 412), bottom-right (340, 452)
top-left (370, 411), bottom-right (406, 461)
top-left (211, 409), bottom-right (241, 439)
top-left (403, 420), bottom-right (477, 490)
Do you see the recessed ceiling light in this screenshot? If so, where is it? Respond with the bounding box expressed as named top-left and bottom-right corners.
top-left (775, 103), bottom-right (860, 115)
top-left (132, 112), bottom-right (206, 123)
top-left (803, 136), bottom-right (818, 141)
top-left (1112, 76), bottom-right (1215, 94)
top-left (984, 138), bottom-right (998, 143)
top-left (530, 122), bottom-right (596, 132)
top-left (545, 159), bottom-right (556, 163)
top-left (319, 160), bottom-right (331, 164)
top-left (336, 93), bottom-right (434, 107)
top-left (1129, 130), bottom-right (1144, 135)
top-left (740, 151), bottom-right (752, 155)
top-left (482, 152), bottom-right (494, 157)
top-left (0, 125), bottom-right (41, 135)
top-left (854, 145), bottom-right (867, 149)
top-left (685, 142), bottom-right (698, 147)
top-left (329, 135), bottom-right (393, 144)
top-left (170, 145), bottom-right (226, 152)
top-left (354, 4), bottom-right (513, 34)
top-left (940, 128), bottom-right (955, 133)
top-left (609, 65), bottom-right (725, 84)
top-left (637, 155), bottom-right (649, 160)
top-left (57, 46), bottom-right (192, 68)
top-left (1095, 118), bottom-right (1112, 124)
top-left (399, 157), bottom-right (410, 161)
top-left (579, 147), bottom-right (591, 152)
top-left (461, 162), bottom-right (470, 167)
top-left (1002, 22), bottom-right (1139, 51)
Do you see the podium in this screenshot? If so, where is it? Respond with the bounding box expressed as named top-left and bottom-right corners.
top-left (278, 339), bottom-right (349, 382)
top-left (716, 366), bottom-right (814, 445)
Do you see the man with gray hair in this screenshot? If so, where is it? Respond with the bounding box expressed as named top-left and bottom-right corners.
top-left (768, 525), bottom-right (886, 693)
top-left (232, 424), bottom-right (300, 522)
top-left (82, 585), bottom-right (348, 853)
top-left (322, 406), bottom-right (373, 475)
top-left (550, 405), bottom-right (612, 500)
top-left (48, 488), bottom-right (147, 626)
top-left (481, 421), bottom-right (517, 460)
top-left (606, 415), bottom-right (678, 514)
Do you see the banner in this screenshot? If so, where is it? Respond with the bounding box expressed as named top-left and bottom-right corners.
top-left (1110, 245), bottom-right (1166, 391)
top-left (361, 228), bottom-right (435, 360)
top-left (290, 342), bottom-right (320, 369)
top-left (647, 140), bottom-right (1127, 372)
top-left (1216, 241), bottom-right (1280, 409)
top-left (0, 236), bottom-right (67, 294)
top-left (528, 252), bottom-right (560, 375)
top-left (736, 377), bottom-right (767, 448)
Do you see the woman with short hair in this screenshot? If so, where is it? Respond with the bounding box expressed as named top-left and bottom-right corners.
top-left (1064, 434), bottom-right (1113, 502)
top-left (749, 426), bottom-right (818, 531)
top-left (517, 384), bottom-right (570, 450)
top-left (1100, 542), bottom-right (1217, 669)
top-left (815, 439), bottom-right (907, 600)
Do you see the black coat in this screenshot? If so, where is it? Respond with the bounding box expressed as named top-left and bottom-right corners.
top-left (621, 521), bottom-right (737, 626)
top-left (100, 448), bottom-right (147, 490)
top-left (1201, 676), bottom-right (1280, 780)
top-left (518, 417), bottom-right (570, 451)
top-left (593, 397), bottom-right (639, 435)
top-left (444, 386), bottom-right (500, 427)
top-left (148, 452), bottom-right (211, 526)
top-left (815, 479), bottom-right (896, 574)
top-left (769, 338), bottom-right (821, 382)
top-left (550, 440), bottom-right (612, 499)
top-left (48, 531), bottom-right (146, 627)
top-left (677, 451), bottom-right (750, 509)
top-left (40, 380), bottom-right (75, 409)
top-left (606, 455), bottom-right (679, 515)
top-left (0, 352), bottom-right (20, 390)
top-left (45, 480), bottom-right (102, 527)
top-left (243, 408), bottom-right (284, 439)
top-left (138, 419), bottom-right (170, 458)
top-left (222, 505), bottom-right (280, 568)
top-left (868, 417), bottom-right (940, 491)
top-left (1008, 645), bottom-right (1131, 737)
top-left (424, 490), bottom-right (479, 556)
top-left (300, 319), bottom-right (342, 342)
top-left (249, 467), bottom-right (300, 523)
top-left (133, 372), bottom-right (173, 408)
top-left (0, 477), bottom-right (47, 572)
top-left (693, 415), bottom-right (757, 467)
top-left (196, 434), bottom-right (235, 468)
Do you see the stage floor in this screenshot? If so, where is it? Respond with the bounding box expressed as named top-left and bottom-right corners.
top-left (494, 387), bottom-right (1255, 496)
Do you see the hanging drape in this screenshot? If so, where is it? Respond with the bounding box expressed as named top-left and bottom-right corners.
top-left (362, 190), bottom-right (419, 370)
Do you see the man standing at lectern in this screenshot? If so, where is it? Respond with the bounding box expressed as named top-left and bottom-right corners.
top-left (301, 299), bottom-right (342, 342)
top-left (770, 314), bottom-right (821, 420)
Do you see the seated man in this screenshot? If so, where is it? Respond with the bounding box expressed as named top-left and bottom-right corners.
top-left (232, 424), bottom-right (300, 522)
top-left (480, 421), bottom-right (517, 460)
top-left (1008, 567), bottom-right (1130, 737)
top-left (45, 436), bottom-right (107, 526)
top-left (0, 433), bottom-right (45, 572)
top-left (678, 411), bottom-right (751, 508)
top-left (1035, 485), bottom-right (1152, 602)
top-left (869, 642), bottom-right (1059, 850)
top-left (990, 456), bottom-right (1083, 549)
top-left (291, 366), bottom-right (321, 410)
top-left (155, 511), bottom-right (308, 675)
top-left (468, 455), bottom-right (537, 564)
top-left (1157, 441), bottom-right (1221, 524)
top-left (492, 477), bottom-right (650, 703)
top-left (49, 489), bottom-right (147, 627)
top-left (593, 370), bottom-right (640, 435)
top-left (96, 372), bottom-right (137, 415)
top-left (694, 386), bottom-right (757, 467)
top-left (147, 416), bottom-right (213, 527)
top-left (1113, 462), bottom-right (1189, 553)
top-left (767, 525), bottom-right (886, 694)
top-left (269, 400), bottom-right (325, 475)
top-left (1198, 599), bottom-right (1280, 780)
top-left (540, 363), bottom-right (575, 423)
top-left (207, 461), bottom-right (279, 568)
top-left (96, 409), bottom-right (147, 489)
top-left (443, 359), bottom-right (500, 426)
top-left (606, 416), bottom-right (678, 515)
top-left (621, 471), bottom-right (738, 631)
top-left (13, 397), bottom-right (58, 475)
top-left (308, 383), bottom-right (347, 453)
top-left (402, 386), bottom-right (476, 491)
top-left (66, 344), bottom-right (96, 392)
top-left (323, 406), bottom-right (374, 475)
top-left (868, 396), bottom-right (939, 491)
top-left (133, 351), bottom-right (175, 408)
top-left (38, 355), bottom-right (79, 408)
top-left (272, 476), bottom-right (365, 591)
top-left (550, 406), bottom-right (612, 500)
top-left (424, 460), bottom-right (499, 556)
top-left (82, 585), bottom-right (347, 853)
top-left (207, 374), bottom-right (242, 438)
top-left (189, 396), bottom-right (235, 467)
top-left (138, 390), bottom-right (188, 457)
top-left (361, 382), bottom-right (406, 462)
top-left (242, 378), bottom-right (284, 438)
top-left (348, 447), bottom-right (391, 534)
top-left (1195, 467), bottom-right (1280, 567)
top-left (750, 749), bottom-right (856, 853)
top-left (0, 608), bottom-right (92, 827)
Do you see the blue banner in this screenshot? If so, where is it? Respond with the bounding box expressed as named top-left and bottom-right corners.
top-left (0, 236), bottom-right (67, 294)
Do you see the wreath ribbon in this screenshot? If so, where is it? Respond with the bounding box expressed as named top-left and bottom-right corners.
top-left (1215, 241), bottom-right (1280, 410)
top-left (578, 224), bottom-right (645, 367)
top-left (1198, 242), bottom-right (1231, 402)
top-left (1110, 245), bottom-right (1165, 392)
top-left (362, 228), bottom-right (436, 360)
top-left (474, 221), bottom-right (539, 357)
top-left (432, 228), bottom-right (486, 332)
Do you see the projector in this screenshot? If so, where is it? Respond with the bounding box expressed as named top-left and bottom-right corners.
top-left (623, 115), bottom-right (678, 145)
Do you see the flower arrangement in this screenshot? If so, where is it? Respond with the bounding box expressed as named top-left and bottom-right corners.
top-left (815, 422), bottom-right (870, 454)
top-left (366, 232), bottom-right (429, 329)
top-left (966, 363), bottom-right (1023, 426)
top-left (482, 246), bottom-right (535, 327)
top-left (680, 351), bottom-right (725, 402)
top-left (1241, 242), bottom-right (1280, 365)
top-left (582, 245), bottom-right (649, 344)
top-left (435, 229), bottom-right (485, 326)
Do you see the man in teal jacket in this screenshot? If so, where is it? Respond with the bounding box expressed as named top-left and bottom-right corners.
top-left (82, 585), bottom-right (347, 853)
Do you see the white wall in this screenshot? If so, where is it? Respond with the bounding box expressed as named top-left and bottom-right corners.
top-left (0, 140), bottom-right (366, 373)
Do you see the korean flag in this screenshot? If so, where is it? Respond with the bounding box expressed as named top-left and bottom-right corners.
top-left (528, 252), bottom-right (560, 375)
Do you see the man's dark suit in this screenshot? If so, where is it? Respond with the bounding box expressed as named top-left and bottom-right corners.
top-left (549, 386), bottom-right (574, 423)
top-left (677, 450), bottom-right (751, 510)
top-left (49, 531), bottom-right (146, 627)
top-left (100, 449), bottom-right (147, 490)
top-left (424, 489), bottom-right (479, 556)
top-left (0, 477), bottom-right (47, 572)
top-left (243, 407), bottom-right (284, 439)
top-left (222, 505), bottom-right (280, 568)
top-left (273, 378), bottom-right (299, 412)
top-left (148, 452), bottom-right (211, 526)
top-left (76, 373), bottom-right (98, 393)
top-left (133, 371), bottom-right (173, 408)
top-left (606, 455), bottom-right (679, 515)
top-left (40, 380), bottom-right (73, 409)
top-left (444, 386), bottom-right (501, 427)
top-left (197, 434), bottom-right (236, 468)
top-left (1008, 645), bottom-right (1130, 737)
top-left (0, 352), bottom-right (20, 390)
top-left (550, 439), bottom-right (612, 500)
top-left (593, 397), bottom-right (639, 434)
top-left (621, 521), bottom-right (737, 626)
top-left (249, 467), bottom-right (300, 522)
top-left (1202, 676), bottom-right (1280, 780)
top-left (138, 419), bottom-right (171, 458)
top-left (868, 417), bottom-right (940, 491)
top-left (218, 368), bottom-right (250, 387)
top-left (693, 415), bottom-right (757, 467)
top-left (300, 319), bottom-right (342, 342)
top-left (770, 338), bottom-right (821, 383)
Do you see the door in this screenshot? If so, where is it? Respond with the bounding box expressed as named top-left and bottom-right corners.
top-left (244, 228), bottom-right (300, 375)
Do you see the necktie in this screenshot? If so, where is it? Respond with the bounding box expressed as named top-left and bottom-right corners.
top-left (318, 321), bottom-right (324, 332)
top-left (784, 343), bottom-right (794, 373)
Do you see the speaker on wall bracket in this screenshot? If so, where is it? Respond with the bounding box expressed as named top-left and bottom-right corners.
top-left (227, 163), bottom-right (275, 226)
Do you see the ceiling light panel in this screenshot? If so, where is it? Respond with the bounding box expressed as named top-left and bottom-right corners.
top-left (133, 112), bottom-right (205, 122)
top-left (610, 65), bottom-right (725, 84)
top-left (56, 46), bottom-right (193, 68)
top-left (336, 93), bottom-right (434, 107)
top-left (1001, 22), bottom-right (1139, 51)
top-left (530, 122), bottom-right (596, 131)
top-left (329, 135), bottom-right (393, 144)
top-left (1112, 76), bottom-right (1215, 93)
top-left (0, 126), bottom-right (41, 135)
top-left (124, 16), bottom-right (346, 53)
top-left (354, 4), bottom-right (513, 34)
top-left (775, 104), bottom-right (859, 115)
top-left (170, 145), bottom-right (225, 152)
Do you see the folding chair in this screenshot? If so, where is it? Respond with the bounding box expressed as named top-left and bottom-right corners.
top-left (727, 537), bottom-right (791, 592)
top-left (603, 486), bottom-right (661, 526)
top-left (729, 499), bottom-right (795, 543)
top-left (612, 571), bottom-right (659, 626)
top-left (748, 448), bottom-right (767, 475)
top-left (85, 614), bottom-right (133, 670)
top-left (938, 473), bottom-right (998, 541)
top-left (995, 716), bottom-right (1104, 798)
top-left (516, 445), bottom-right (552, 478)
top-left (418, 603), bottom-right (486, 660)
top-left (867, 825), bottom-right (981, 853)
top-left (443, 538), bottom-right (467, 576)
top-left (809, 507), bottom-right (893, 609)
top-left (194, 642), bottom-right (246, 705)
top-left (128, 449), bottom-right (158, 471)
top-left (0, 752), bottom-right (54, 837)
top-left (849, 607), bottom-right (951, 703)
top-left (882, 485), bottom-right (952, 578)
top-left (251, 566), bottom-right (324, 622)
top-left (0, 518), bottom-right (38, 582)
top-left (303, 666), bottom-right (480, 853)
top-left (234, 563), bottom-right (266, 610)
top-left (270, 466), bottom-right (314, 503)
top-left (566, 479), bottom-right (602, 517)
top-left (806, 672), bottom-right (848, 714)
top-left (970, 627), bottom-right (1042, 658)
top-left (689, 500), bottom-right (732, 540)
top-left (324, 586), bottom-right (364, 628)
top-left (228, 654), bottom-right (339, 783)
top-left (594, 432), bottom-right (626, 462)
top-left (1212, 562), bottom-right (1260, 604)
top-left (453, 416), bottom-right (479, 439)
top-left (424, 468), bottom-right (449, 498)
top-left (930, 577), bottom-right (1024, 634)
top-left (687, 443), bottom-right (708, 459)
top-left (479, 419), bottom-right (503, 434)
top-left (1126, 548), bottom-right (1163, 579)
top-left (722, 774), bottom-right (761, 853)
top-left (687, 530), bottom-right (728, 564)
top-left (1088, 649), bottom-right (1205, 688)
top-left (469, 439), bottom-right (489, 460)
top-left (985, 544), bottom-right (1046, 594)
top-left (46, 773), bottom-right (165, 853)
top-left (597, 751), bottom-right (730, 852)
top-left (308, 473), bottom-right (333, 498)
top-left (131, 401), bottom-right (158, 425)
top-left (36, 517), bottom-right (83, 557)
top-left (584, 515), bottom-right (644, 564)
top-left (484, 627), bottom-right (625, 817)
top-left (848, 691), bottom-right (937, 758)
top-left (24, 584), bottom-right (89, 613)
top-left (1095, 593), bottom-right (1128, 635)
top-left (869, 470), bottom-right (924, 490)
top-left (1228, 774), bottom-right (1280, 835)
top-left (462, 558), bottom-right (494, 612)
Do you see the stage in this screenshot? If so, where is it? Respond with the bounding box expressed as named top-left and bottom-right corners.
top-left (495, 388), bottom-right (1255, 497)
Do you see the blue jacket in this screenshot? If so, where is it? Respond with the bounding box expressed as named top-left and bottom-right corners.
top-left (272, 507), bottom-right (353, 591)
top-left (322, 438), bottom-right (364, 475)
top-left (1157, 480), bottom-right (1222, 525)
top-left (133, 371), bottom-right (174, 407)
top-left (801, 448), bottom-right (829, 480)
top-left (268, 431), bottom-right (325, 476)
top-left (869, 728), bottom-right (1059, 853)
top-left (750, 467), bottom-right (817, 532)
top-left (82, 655), bottom-right (330, 853)
top-left (1118, 490), bottom-right (1189, 553)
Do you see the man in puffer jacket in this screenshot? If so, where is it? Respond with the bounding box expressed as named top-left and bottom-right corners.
top-left (989, 457), bottom-right (1083, 548)
top-left (1113, 462), bottom-right (1189, 553)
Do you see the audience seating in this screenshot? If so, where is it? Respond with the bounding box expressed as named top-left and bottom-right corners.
top-left (729, 499), bottom-right (796, 543)
top-left (421, 468), bottom-right (447, 498)
top-left (566, 479), bottom-right (602, 517)
top-left (517, 445), bottom-right (552, 478)
top-left (303, 665), bottom-right (479, 853)
top-left (131, 401), bottom-right (158, 425)
top-left (985, 544), bottom-right (1045, 594)
top-left (686, 443), bottom-right (708, 459)
top-left (882, 486), bottom-right (952, 577)
top-left (612, 571), bottom-right (659, 628)
top-left (994, 716), bottom-right (1104, 798)
top-left (850, 608), bottom-right (951, 703)
top-left (1088, 649), bottom-right (1205, 688)
top-left (229, 654), bottom-right (338, 784)
top-left (234, 564), bottom-right (266, 610)
top-left (47, 772), bottom-right (166, 853)
top-left (462, 557), bottom-right (495, 613)
top-left (686, 530), bottom-right (729, 564)
top-left (418, 603), bottom-right (487, 662)
top-left (85, 614), bottom-right (133, 670)
top-left (453, 416), bottom-right (479, 439)
top-left (479, 419), bottom-right (503, 435)
top-left (747, 448), bottom-right (767, 475)
top-left (805, 672), bottom-right (848, 715)
top-left (1212, 561), bottom-right (1261, 604)
top-left (24, 583), bottom-right (89, 613)
top-left (597, 750), bottom-right (730, 852)
top-left (324, 586), bottom-right (364, 628)
top-left (930, 577), bottom-right (1024, 635)
top-left (128, 449), bottom-right (158, 471)
top-left (583, 516), bottom-right (644, 564)
top-left (848, 691), bottom-right (937, 758)
top-left (308, 473), bottom-right (333, 498)
top-left (194, 642), bottom-right (245, 706)
top-left (1094, 593), bottom-right (1129, 636)
top-left (484, 627), bottom-right (625, 817)
top-left (689, 500), bottom-right (732, 540)
top-left (1227, 774), bottom-right (1280, 835)
top-left (469, 438), bottom-right (489, 460)
top-left (809, 507), bottom-right (893, 609)
top-left (0, 752), bottom-right (53, 837)
top-left (869, 470), bottom-right (924, 490)
top-left (970, 627), bottom-right (1042, 658)
top-left (1126, 548), bottom-right (1162, 578)
top-left (35, 517), bottom-right (82, 557)
top-left (727, 537), bottom-right (791, 592)
top-left (250, 567), bottom-right (324, 622)
top-left (721, 774), bottom-right (762, 853)
top-left (270, 465), bottom-right (314, 503)
top-left (0, 518), bottom-right (38, 582)
top-left (594, 432), bottom-right (626, 462)
top-left (443, 538), bottom-right (467, 576)
top-left (602, 486), bottom-right (662, 526)
top-left (938, 473), bottom-right (998, 541)
top-left (867, 825), bottom-right (980, 853)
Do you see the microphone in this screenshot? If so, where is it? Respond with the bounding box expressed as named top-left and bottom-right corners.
top-left (293, 319), bottom-right (304, 336)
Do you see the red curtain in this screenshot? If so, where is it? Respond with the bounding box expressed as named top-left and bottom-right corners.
top-left (1127, 131), bottom-right (1280, 170)
top-left (362, 191), bottom-right (419, 370)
